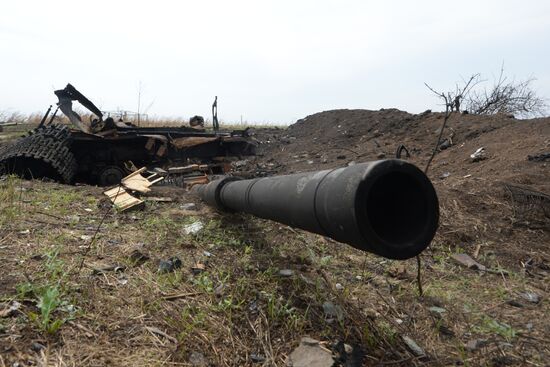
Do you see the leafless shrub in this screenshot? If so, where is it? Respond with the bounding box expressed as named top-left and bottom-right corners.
top-left (425, 75), bottom-right (480, 115)
top-left (465, 67), bottom-right (547, 118)
top-left (0, 110), bottom-right (27, 124)
top-left (429, 66), bottom-right (548, 118)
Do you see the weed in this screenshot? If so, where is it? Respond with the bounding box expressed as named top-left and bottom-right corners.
top-left (32, 286), bottom-right (64, 334)
top-left (265, 293), bottom-right (304, 330)
top-left (16, 246), bottom-right (72, 335)
top-left (0, 175), bottom-right (19, 225)
top-left (475, 317), bottom-right (517, 342)
top-left (319, 255), bottom-right (333, 267)
top-left (362, 323), bottom-right (378, 349)
top-left (194, 273), bottom-right (214, 293)
top-left (177, 306), bottom-right (207, 340)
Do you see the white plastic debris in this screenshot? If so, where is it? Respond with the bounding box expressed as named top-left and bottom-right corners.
top-left (470, 147), bottom-right (487, 162)
top-left (184, 221), bottom-right (204, 235)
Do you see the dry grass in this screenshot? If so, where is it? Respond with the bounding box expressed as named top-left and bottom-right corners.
top-left (1, 110), bottom-right (285, 132)
top-left (0, 176), bottom-right (548, 366)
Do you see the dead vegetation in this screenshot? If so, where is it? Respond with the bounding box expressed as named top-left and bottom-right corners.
top-left (1, 108), bottom-right (549, 366)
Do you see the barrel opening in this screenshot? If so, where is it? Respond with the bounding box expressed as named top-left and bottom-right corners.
top-left (365, 171), bottom-right (428, 246)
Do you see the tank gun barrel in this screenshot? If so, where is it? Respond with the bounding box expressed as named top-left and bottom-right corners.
top-left (195, 160), bottom-right (439, 260)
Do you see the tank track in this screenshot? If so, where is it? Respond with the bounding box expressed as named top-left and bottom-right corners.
top-left (0, 125), bottom-right (77, 183)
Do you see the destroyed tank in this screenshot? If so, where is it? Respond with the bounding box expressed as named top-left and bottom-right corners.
top-left (0, 84), bottom-right (256, 185)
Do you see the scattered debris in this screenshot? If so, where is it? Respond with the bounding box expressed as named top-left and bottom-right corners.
top-left (144, 197), bottom-right (173, 202)
top-left (214, 284), bottom-right (226, 297)
top-left (402, 335), bottom-right (425, 357)
top-left (288, 337), bottom-right (334, 367)
top-left (439, 139), bottom-right (452, 150)
top-left (30, 342), bottom-right (46, 352)
top-left (470, 147), bottom-right (487, 162)
top-left (191, 262), bottom-right (206, 275)
top-left (428, 306), bottom-right (447, 316)
top-left (527, 152), bottom-right (550, 161)
top-left (162, 292), bottom-right (200, 301)
top-left (520, 291), bottom-right (541, 304)
top-left (184, 221), bottom-right (204, 235)
top-left (451, 253), bottom-right (487, 271)
top-left (465, 339), bottom-right (488, 352)
top-left (180, 203), bottom-right (198, 211)
top-left (0, 301), bottom-right (21, 318)
top-left (158, 257), bottom-right (182, 273)
top-left (144, 326), bottom-right (178, 344)
top-left (91, 264), bottom-right (126, 275)
top-left (104, 186), bottom-right (144, 212)
top-left (233, 160), bottom-right (248, 168)
top-left (188, 351), bottom-right (208, 366)
top-left (322, 301), bottom-right (344, 322)
top-left (250, 353), bottom-right (266, 363)
top-left (440, 172), bottom-right (450, 179)
top-left (506, 299), bottom-right (524, 308)
top-left (388, 263), bottom-right (412, 279)
top-left (127, 249), bottom-right (149, 266)
top-left (332, 341), bottom-right (364, 367)
top-left (122, 168), bottom-right (164, 193)
top-left (279, 269), bottom-right (294, 277)
top-left (335, 283), bottom-right (344, 291)
top-left (504, 183), bottom-right (550, 222)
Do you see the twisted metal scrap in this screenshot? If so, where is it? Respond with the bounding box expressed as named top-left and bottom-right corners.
top-left (504, 183), bottom-right (550, 221)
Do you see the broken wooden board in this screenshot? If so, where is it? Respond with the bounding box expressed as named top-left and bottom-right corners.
top-left (121, 167), bottom-right (164, 193)
top-left (103, 186), bottom-right (144, 212)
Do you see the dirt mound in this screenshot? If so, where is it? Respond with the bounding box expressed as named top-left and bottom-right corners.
top-left (247, 109), bottom-right (550, 263)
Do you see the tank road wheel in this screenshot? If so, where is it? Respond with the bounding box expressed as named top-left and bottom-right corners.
top-left (98, 166), bottom-right (126, 186)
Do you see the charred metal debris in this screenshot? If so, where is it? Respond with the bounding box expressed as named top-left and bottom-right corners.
top-left (0, 84), bottom-right (256, 185)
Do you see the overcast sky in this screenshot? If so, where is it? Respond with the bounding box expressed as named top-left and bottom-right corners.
top-left (1, 0), bottom-right (549, 124)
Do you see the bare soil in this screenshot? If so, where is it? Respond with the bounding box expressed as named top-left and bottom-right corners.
top-left (0, 110), bottom-right (549, 366)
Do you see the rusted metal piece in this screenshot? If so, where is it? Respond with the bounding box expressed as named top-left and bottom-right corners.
top-left (196, 160), bottom-right (439, 260)
top-left (504, 183), bottom-right (550, 221)
top-left (171, 136), bottom-right (218, 149)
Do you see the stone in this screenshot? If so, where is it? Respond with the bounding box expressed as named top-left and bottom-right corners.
top-left (30, 342), bottom-right (46, 352)
top-left (506, 299), bottom-right (524, 308)
top-left (402, 336), bottom-right (424, 357)
top-left (250, 353), bottom-right (266, 363)
top-left (184, 221), bottom-right (203, 235)
top-left (288, 337), bottom-right (334, 367)
top-left (279, 269), bottom-right (294, 277)
top-left (322, 301), bottom-right (344, 322)
top-left (428, 306), bottom-right (446, 316)
top-left (520, 292), bottom-right (541, 304)
top-left (465, 339), bottom-right (488, 351)
top-left (451, 253), bottom-right (486, 271)
top-left (180, 203), bottom-right (197, 211)
top-left (158, 257), bottom-right (182, 273)
top-left (189, 351), bottom-right (207, 366)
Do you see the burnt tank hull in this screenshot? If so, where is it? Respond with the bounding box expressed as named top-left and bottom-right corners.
top-left (0, 124), bottom-right (256, 185)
